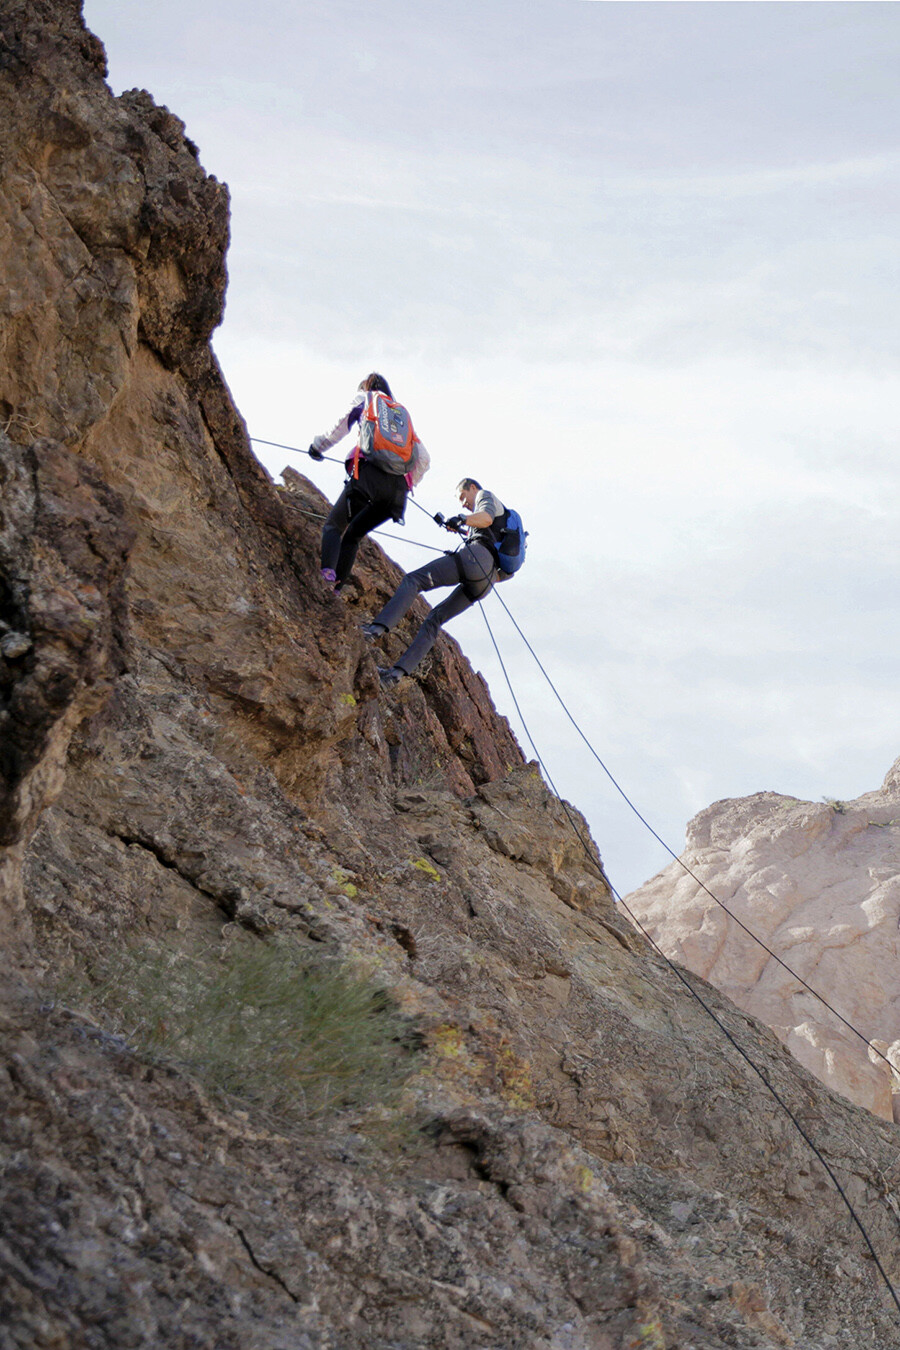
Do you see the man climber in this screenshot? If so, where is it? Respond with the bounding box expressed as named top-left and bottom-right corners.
top-left (361, 477), bottom-right (508, 687)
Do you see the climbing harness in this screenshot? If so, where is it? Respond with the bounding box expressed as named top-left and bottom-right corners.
top-left (432, 502), bottom-right (527, 575)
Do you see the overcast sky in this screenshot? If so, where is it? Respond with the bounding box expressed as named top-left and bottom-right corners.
top-left (82, 0), bottom-right (900, 894)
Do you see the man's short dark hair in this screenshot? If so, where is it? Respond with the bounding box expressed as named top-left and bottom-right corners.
top-left (456, 477), bottom-right (481, 492)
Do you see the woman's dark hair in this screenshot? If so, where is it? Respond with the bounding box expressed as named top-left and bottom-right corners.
top-left (360, 372), bottom-right (392, 397)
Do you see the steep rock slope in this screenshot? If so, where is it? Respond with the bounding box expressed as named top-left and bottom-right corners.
top-left (626, 763), bottom-right (900, 1122)
top-left (3, 4), bottom-right (900, 1347)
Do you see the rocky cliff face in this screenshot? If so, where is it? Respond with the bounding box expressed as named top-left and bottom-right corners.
top-left (3, 4), bottom-right (900, 1347)
top-left (626, 764), bottom-right (900, 1124)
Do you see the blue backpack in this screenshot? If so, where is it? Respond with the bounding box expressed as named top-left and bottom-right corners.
top-left (496, 507), bottom-right (527, 575)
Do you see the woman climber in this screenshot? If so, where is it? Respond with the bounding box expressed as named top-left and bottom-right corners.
top-left (308, 373), bottom-right (429, 591)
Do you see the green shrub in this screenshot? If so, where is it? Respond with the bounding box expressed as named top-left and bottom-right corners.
top-left (77, 939), bottom-right (418, 1126)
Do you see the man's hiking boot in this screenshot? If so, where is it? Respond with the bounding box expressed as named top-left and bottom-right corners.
top-left (320, 567), bottom-right (338, 586)
top-left (361, 622), bottom-right (387, 640)
top-left (378, 665), bottom-right (406, 688)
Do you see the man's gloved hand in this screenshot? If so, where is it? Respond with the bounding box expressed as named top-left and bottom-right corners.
top-left (308, 439), bottom-right (326, 461)
top-left (444, 514), bottom-right (466, 533)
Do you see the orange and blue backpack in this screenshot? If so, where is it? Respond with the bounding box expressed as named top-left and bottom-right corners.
top-left (355, 391), bottom-right (417, 477)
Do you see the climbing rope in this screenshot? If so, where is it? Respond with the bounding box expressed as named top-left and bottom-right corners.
top-left (252, 436), bottom-right (345, 463)
top-left (477, 598), bottom-right (900, 1319)
top-left (487, 586), bottom-right (900, 1088)
top-left (284, 497), bottom-right (441, 554)
top-left (254, 432), bottom-right (900, 1084)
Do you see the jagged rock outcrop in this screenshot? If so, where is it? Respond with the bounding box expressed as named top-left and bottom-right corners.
top-left (3, 3), bottom-right (900, 1347)
top-left (626, 765), bottom-right (900, 1123)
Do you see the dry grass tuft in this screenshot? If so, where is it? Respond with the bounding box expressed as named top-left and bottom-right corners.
top-left (74, 939), bottom-right (419, 1128)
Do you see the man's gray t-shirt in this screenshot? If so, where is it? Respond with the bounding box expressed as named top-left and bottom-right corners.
top-left (469, 489), bottom-right (504, 551)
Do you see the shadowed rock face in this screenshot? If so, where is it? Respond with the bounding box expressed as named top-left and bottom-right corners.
top-left (0, 437), bottom-right (132, 932)
top-left (626, 765), bottom-right (900, 1123)
top-left (3, 4), bottom-right (900, 1347)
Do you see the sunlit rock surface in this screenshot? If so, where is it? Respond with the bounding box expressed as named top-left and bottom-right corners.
top-left (626, 762), bottom-right (900, 1122)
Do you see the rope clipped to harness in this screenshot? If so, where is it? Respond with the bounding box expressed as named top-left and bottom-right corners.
top-left (448, 545), bottom-right (485, 602)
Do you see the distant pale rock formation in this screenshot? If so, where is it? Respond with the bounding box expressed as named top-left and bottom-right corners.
top-left (626, 758), bottom-right (900, 1120)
